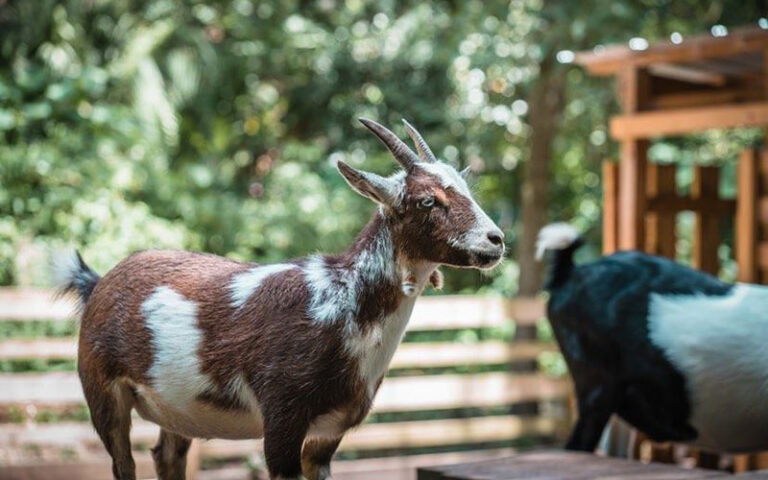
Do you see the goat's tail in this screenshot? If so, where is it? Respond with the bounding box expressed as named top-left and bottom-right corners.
top-left (51, 250), bottom-right (101, 311)
top-left (536, 223), bottom-right (583, 290)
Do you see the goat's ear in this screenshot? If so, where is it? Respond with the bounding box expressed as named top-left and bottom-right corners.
top-left (460, 166), bottom-right (472, 180)
top-left (337, 161), bottom-right (399, 207)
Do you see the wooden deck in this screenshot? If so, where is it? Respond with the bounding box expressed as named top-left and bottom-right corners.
top-left (417, 451), bottom-right (768, 480)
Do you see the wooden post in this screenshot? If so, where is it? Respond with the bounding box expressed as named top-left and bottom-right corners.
top-left (617, 66), bottom-right (650, 250)
top-left (736, 149), bottom-right (758, 282)
top-left (692, 166), bottom-right (720, 274)
top-left (603, 162), bottom-right (619, 254)
top-left (646, 164), bottom-right (676, 258)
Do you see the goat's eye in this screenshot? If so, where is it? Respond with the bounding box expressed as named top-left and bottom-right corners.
top-left (419, 197), bottom-right (435, 208)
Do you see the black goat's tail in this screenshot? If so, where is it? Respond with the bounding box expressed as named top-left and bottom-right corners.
top-left (51, 250), bottom-right (101, 312)
top-left (536, 223), bottom-right (583, 290)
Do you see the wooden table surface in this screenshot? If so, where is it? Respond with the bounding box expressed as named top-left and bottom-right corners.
top-left (417, 451), bottom-right (767, 480)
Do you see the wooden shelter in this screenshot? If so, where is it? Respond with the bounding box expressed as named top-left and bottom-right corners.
top-left (576, 26), bottom-right (768, 281)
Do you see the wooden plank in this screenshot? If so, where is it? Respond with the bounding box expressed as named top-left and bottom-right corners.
top-left (645, 164), bottom-right (676, 258)
top-left (647, 195), bottom-right (736, 215)
top-left (0, 372), bottom-right (83, 405)
top-left (692, 166), bottom-right (721, 274)
top-left (408, 296), bottom-right (540, 330)
top-left (650, 87), bottom-right (763, 110)
top-left (417, 450), bottom-right (731, 480)
top-left (737, 149), bottom-right (759, 282)
top-left (0, 338), bottom-right (78, 360)
top-left (0, 421), bottom-right (160, 448)
top-left (602, 162), bottom-right (619, 254)
top-left (0, 372), bottom-right (570, 413)
top-left (390, 341), bottom-right (557, 369)
top-left (610, 102), bottom-right (768, 140)
top-left (574, 26), bottom-right (768, 76)
top-left (0, 288), bottom-right (75, 321)
top-left (648, 63), bottom-right (727, 87)
top-left (373, 373), bottom-right (571, 412)
top-left (200, 415), bottom-right (569, 458)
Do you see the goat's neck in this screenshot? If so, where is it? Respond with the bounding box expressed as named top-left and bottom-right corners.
top-left (345, 212), bottom-right (436, 312)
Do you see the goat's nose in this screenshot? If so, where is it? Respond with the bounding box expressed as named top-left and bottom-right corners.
top-left (487, 230), bottom-right (504, 247)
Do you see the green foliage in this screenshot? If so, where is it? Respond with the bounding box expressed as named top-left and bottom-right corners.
top-left (0, 0), bottom-right (763, 291)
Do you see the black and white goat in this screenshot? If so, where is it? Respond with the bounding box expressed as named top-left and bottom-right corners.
top-left (54, 119), bottom-right (504, 480)
top-left (537, 223), bottom-right (768, 454)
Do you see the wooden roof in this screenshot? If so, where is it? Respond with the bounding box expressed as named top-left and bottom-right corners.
top-left (575, 26), bottom-right (768, 78)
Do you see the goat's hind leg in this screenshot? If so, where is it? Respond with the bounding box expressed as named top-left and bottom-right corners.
top-left (152, 429), bottom-right (192, 480)
top-left (83, 380), bottom-right (136, 480)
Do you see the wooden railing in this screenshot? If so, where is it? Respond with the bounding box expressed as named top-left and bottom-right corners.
top-left (0, 289), bottom-right (571, 480)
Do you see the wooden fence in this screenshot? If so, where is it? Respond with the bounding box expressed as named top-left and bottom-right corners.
top-left (0, 289), bottom-right (571, 480)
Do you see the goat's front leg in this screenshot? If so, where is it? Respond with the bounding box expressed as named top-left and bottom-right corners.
top-left (302, 437), bottom-right (342, 480)
top-left (565, 384), bottom-right (615, 452)
top-left (151, 429), bottom-right (192, 480)
top-left (263, 414), bottom-right (309, 480)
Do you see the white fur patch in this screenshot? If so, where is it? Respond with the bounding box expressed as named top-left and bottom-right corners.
top-left (535, 223), bottom-right (580, 260)
top-left (304, 255), bottom-right (358, 327)
top-left (304, 226), bottom-right (397, 329)
top-left (648, 284), bottom-right (768, 452)
top-left (137, 286), bottom-right (265, 439)
top-left (229, 264), bottom-right (297, 308)
top-left (351, 263), bottom-right (434, 398)
top-left (143, 286), bottom-right (211, 405)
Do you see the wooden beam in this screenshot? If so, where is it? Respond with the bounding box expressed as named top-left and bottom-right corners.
top-left (648, 63), bottom-right (727, 87)
top-left (611, 101), bottom-right (768, 140)
top-left (691, 166), bottom-right (721, 274)
top-left (649, 87), bottom-right (763, 110)
top-left (574, 27), bottom-right (768, 76)
top-left (645, 164), bottom-right (676, 258)
top-left (646, 195), bottom-right (735, 214)
top-left (602, 162), bottom-right (619, 254)
top-left (616, 66), bottom-right (650, 250)
top-left (736, 149), bottom-right (759, 282)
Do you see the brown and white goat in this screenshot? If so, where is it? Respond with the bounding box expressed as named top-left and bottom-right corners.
top-left (54, 119), bottom-right (505, 480)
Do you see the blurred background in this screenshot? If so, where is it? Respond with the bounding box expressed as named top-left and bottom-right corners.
top-left (1, 1), bottom-right (767, 479)
top-left (1, 0), bottom-right (764, 294)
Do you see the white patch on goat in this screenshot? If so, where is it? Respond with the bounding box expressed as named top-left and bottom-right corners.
top-left (648, 284), bottom-right (768, 452)
top-left (143, 286), bottom-right (212, 405)
top-left (535, 223), bottom-right (580, 260)
top-left (229, 263), bottom-right (297, 308)
top-left (354, 263), bottom-right (434, 398)
top-left (135, 290), bottom-right (266, 439)
top-left (304, 225), bottom-right (397, 330)
top-left (304, 255), bottom-right (358, 328)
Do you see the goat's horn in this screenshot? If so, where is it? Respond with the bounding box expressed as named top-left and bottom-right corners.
top-left (402, 119), bottom-right (436, 163)
top-left (359, 118), bottom-right (420, 171)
